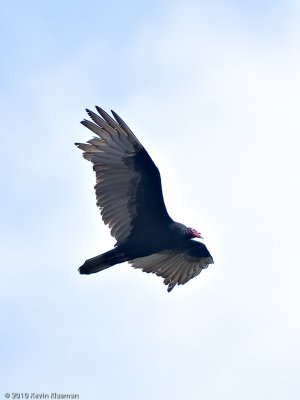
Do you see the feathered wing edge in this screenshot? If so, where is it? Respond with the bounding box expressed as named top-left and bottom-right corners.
top-left (129, 251), bottom-right (213, 292)
top-left (75, 107), bottom-right (143, 243)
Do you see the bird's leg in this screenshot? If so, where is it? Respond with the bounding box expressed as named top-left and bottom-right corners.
top-left (109, 252), bottom-right (128, 264)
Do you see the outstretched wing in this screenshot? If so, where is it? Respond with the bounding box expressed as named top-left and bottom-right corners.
top-left (76, 106), bottom-right (172, 244)
top-left (130, 240), bottom-right (213, 292)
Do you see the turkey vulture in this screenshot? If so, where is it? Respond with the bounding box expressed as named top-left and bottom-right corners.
top-left (76, 106), bottom-right (213, 292)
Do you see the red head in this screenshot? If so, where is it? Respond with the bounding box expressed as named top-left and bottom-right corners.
top-left (187, 227), bottom-right (203, 239)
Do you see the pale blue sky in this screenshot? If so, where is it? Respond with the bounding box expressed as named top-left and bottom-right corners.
top-left (1, 1), bottom-right (300, 399)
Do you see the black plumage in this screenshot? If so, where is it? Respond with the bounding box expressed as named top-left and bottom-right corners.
top-left (76, 106), bottom-right (213, 292)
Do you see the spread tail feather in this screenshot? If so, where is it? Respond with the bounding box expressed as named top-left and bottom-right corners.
top-left (78, 249), bottom-right (127, 275)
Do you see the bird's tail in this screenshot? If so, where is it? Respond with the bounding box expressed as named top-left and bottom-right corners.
top-left (78, 249), bottom-right (127, 275)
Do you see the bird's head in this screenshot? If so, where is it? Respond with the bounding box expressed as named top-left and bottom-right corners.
top-left (187, 227), bottom-right (203, 239)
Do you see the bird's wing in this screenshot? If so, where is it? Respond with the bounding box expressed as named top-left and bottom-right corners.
top-left (76, 106), bottom-right (172, 244)
top-left (129, 241), bottom-right (213, 292)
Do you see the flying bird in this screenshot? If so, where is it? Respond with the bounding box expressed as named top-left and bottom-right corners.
top-left (76, 106), bottom-right (213, 292)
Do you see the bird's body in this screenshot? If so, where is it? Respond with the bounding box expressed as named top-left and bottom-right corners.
top-left (76, 107), bottom-right (213, 292)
